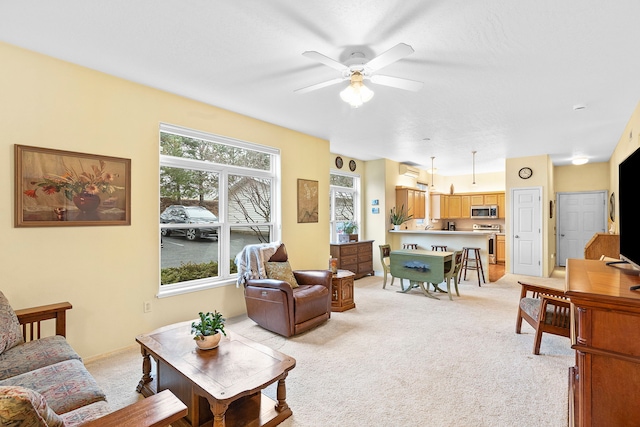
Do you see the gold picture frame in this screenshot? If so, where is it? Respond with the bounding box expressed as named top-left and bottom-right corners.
top-left (15, 145), bottom-right (131, 227)
top-left (297, 179), bottom-right (318, 223)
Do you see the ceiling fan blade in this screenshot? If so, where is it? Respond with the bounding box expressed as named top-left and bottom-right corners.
top-left (302, 51), bottom-right (348, 72)
top-left (294, 77), bottom-right (346, 94)
top-left (370, 75), bottom-right (423, 91)
top-left (365, 43), bottom-right (415, 72)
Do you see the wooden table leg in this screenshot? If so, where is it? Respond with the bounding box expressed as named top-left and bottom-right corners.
top-left (418, 282), bottom-right (439, 299)
top-left (275, 375), bottom-right (290, 412)
top-left (209, 399), bottom-right (229, 427)
top-left (136, 347), bottom-right (152, 393)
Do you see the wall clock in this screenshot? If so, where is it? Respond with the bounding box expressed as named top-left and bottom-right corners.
top-left (349, 160), bottom-right (356, 171)
top-left (518, 167), bottom-right (533, 179)
top-left (335, 156), bottom-right (343, 169)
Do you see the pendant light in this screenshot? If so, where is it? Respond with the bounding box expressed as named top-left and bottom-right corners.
top-left (430, 156), bottom-right (435, 188)
top-left (472, 151), bottom-right (477, 186)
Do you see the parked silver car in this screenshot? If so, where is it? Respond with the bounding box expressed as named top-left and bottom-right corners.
top-left (160, 205), bottom-right (218, 241)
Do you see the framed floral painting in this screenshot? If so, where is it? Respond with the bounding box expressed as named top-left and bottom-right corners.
top-left (15, 145), bottom-right (131, 227)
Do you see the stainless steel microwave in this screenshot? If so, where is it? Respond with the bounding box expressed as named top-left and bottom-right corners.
top-left (471, 205), bottom-right (498, 219)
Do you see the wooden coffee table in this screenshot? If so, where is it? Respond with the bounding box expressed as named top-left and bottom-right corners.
top-left (136, 321), bottom-right (296, 427)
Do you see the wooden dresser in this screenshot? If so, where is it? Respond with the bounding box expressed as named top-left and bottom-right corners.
top-left (566, 259), bottom-right (640, 427)
top-left (330, 240), bottom-right (374, 279)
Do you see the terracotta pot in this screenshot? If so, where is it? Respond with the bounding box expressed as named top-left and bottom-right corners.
top-left (195, 332), bottom-right (222, 350)
top-left (73, 192), bottom-right (101, 213)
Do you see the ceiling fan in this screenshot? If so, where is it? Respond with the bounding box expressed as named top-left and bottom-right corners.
top-left (295, 43), bottom-right (423, 107)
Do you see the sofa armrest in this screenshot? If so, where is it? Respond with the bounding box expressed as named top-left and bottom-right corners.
top-left (294, 270), bottom-right (332, 290)
top-left (80, 390), bottom-right (187, 427)
top-left (14, 302), bottom-right (72, 340)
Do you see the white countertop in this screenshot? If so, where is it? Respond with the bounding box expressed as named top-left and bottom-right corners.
top-left (390, 229), bottom-right (490, 236)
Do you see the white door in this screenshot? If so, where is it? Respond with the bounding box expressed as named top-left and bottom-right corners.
top-left (512, 187), bottom-right (542, 276)
top-left (557, 192), bottom-right (607, 267)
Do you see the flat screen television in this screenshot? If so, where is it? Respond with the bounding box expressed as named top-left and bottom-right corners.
top-left (618, 145), bottom-right (640, 272)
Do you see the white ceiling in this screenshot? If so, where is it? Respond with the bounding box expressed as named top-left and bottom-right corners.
top-left (2, 1), bottom-right (640, 176)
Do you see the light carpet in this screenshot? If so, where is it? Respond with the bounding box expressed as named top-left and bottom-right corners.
top-left (85, 272), bottom-right (572, 427)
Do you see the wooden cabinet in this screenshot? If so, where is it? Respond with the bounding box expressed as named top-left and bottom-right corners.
top-left (331, 270), bottom-right (356, 312)
top-left (429, 194), bottom-right (448, 220)
top-left (461, 195), bottom-right (471, 219)
top-left (498, 193), bottom-right (505, 219)
top-left (496, 235), bottom-right (505, 262)
top-left (566, 259), bottom-right (640, 427)
top-left (396, 186), bottom-right (426, 219)
top-left (330, 240), bottom-right (374, 279)
top-left (470, 194), bottom-right (484, 205)
top-left (447, 195), bottom-right (462, 218)
top-left (432, 192), bottom-right (504, 220)
top-left (483, 194), bottom-right (498, 205)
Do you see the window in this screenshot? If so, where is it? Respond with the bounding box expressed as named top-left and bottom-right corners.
top-left (159, 124), bottom-right (280, 296)
top-left (330, 172), bottom-right (360, 242)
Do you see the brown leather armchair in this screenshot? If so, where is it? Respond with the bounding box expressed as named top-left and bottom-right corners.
top-left (243, 246), bottom-right (332, 337)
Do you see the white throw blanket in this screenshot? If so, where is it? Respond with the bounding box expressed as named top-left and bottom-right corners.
top-left (235, 241), bottom-right (281, 287)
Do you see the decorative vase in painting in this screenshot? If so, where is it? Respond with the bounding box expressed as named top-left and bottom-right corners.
top-left (195, 332), bottom-right (222, 350)
top-left (73, 192), bottom-right (101, 213)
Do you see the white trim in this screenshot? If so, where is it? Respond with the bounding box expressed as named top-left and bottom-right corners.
top-left (160, 122), bottom-right (280, 156)
top-left (158, 123), bottom-right (280, 295)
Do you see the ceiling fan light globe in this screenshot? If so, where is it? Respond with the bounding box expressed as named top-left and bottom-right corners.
top-left (340, 82), bottom-right (374, 107)
top-left (360, 84), bottom-right (374, 102)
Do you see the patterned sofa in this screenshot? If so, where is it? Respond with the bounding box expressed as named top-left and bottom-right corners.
top-left (0, 291), bottom-right (187, 426)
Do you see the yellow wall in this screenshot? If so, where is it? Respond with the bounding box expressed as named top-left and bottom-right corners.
top-left (1, 42), bottom-right (330, 358)
top-left (609, 101), bottom-right (640, 234)
top-left (554, 163), bottom-right (609, 193)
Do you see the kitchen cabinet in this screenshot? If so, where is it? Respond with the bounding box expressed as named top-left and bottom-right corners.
top-left (461, 195), bottom-right (471, 219)
top-left (496, 235), bottom-right (505, 262)
top-left (470, 195), bottom-right (484, 205)
top-left (396, 186), bottom-right (426, 219)
top-left (566, 259), bottom-right (640, 427)
top-left (429, 193), bottom-right (448, 220)
top-left (483, 194), bottom-right (498, 205)
top-left (448, 195), bottom-right (462, 218)
top-left (432, 192), bottom-right (505, 219)
top-left (498, 193), bottom-right (505, 219)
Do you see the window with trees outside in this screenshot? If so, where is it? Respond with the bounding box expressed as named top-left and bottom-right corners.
top-left (159, 123), bottom-right (280, 296)
top-left (330, 172), bottom-right (360, 242)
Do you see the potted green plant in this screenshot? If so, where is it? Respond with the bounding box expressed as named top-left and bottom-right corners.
top-left (342, 221), bottom-right (359, 242)
top-left (191, 310), bottom-right (226, 350)
top-left (390, 205), bottom-right (413, 230)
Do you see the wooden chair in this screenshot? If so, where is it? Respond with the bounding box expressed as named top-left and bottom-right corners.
top-left (440, 251), bottom-right (463, 300)
top-left (515, 281), bottom-right (571, 354)
top-left (379, 244), bottom-right (396, 289)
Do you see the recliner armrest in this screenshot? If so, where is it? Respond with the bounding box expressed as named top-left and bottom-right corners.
top-left (293, 270), bottom-right (332, 290)
top-left (245, 278), bottom-right (295, 300)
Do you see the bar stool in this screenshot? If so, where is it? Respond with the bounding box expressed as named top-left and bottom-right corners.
top-left (459, 247), bottom-right (486, 286)
top-left (431, 245), bottom-right (448, 251)
top-left (402, 243), bottom-right (418, 249)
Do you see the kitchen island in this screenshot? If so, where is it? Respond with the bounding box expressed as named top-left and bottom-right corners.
top-left (389, 229), bottom-right (492, 281)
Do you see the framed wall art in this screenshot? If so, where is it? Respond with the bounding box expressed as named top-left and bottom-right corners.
top-left (15, 145), bottom-right (131, 227)
top-left (297, 179), bottom-right (318, 223)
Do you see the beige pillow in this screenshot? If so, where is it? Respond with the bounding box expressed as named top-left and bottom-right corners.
top-left (264, 261), bottom-right (299, 288)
